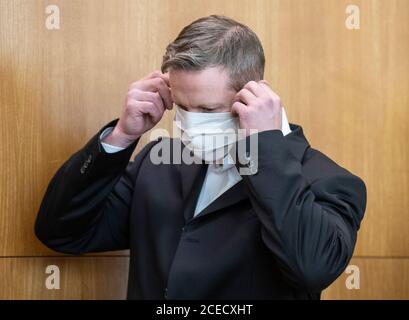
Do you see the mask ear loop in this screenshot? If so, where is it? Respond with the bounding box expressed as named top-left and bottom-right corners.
top-left (173, 107), bottom-right (190, 144)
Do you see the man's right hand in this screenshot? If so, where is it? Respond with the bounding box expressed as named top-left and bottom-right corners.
top-left (102, 70), bottom-right (173, 148)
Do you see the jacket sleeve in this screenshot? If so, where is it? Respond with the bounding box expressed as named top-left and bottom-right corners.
top-left (237, 130), bottom-right (367, 293)
top-left (35, 119), bottom-right (157, 254)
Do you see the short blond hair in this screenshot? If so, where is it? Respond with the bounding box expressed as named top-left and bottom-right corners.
top-left (161, 15), bottom-right (265, 91)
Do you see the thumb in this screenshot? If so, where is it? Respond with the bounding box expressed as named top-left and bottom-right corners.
top-left (231, 101), bottom-right (247, 117)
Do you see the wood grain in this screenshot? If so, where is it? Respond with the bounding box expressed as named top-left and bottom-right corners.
top-left (0, 257), bottom-right (129, 299)
top-left (322, 258), bottom-right (409, 300)
top-left (0, 256), bottom-right (407, 299)
top-left (0, 0), bottom-right (408, 299)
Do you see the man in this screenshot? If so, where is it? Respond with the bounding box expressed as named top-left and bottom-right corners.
top-left (35, 15), bottom-right (366, 299)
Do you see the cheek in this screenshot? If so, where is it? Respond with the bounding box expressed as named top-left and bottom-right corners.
top-left (220, 105), bottom-right (232, 112)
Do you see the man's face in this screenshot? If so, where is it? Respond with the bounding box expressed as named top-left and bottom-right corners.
top-left (169, 66), bottom-right (237, 113)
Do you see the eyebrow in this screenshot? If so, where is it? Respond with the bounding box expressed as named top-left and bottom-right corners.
top-left (176, 102), bottom-right (227, 109)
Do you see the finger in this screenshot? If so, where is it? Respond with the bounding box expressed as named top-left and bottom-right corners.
top-left (144, 70), bottom-right (171, 89)
top-left (144, 70), bottom-right (163, 80)
top-left (258, 79), bottom-right (270, 87)
top-left (149, 92), bottom-right (166, 117)
top-left (231, 101), bottom-right (247, 117)
top-left (258, 82), bottom-right (282, 109)
top-left (146, 77), bottom-right (173, 110)
top-left (128, 89), bottom-right (165, 114)
top-left (133, 100), bottom-right (162, 123)
top-left (258, 82), bottom-right (280, 101)
top-left (243, 80), bottom-right (267, 98)
top-left (158, 72), bottom-right (170, 87)
top-left (154, 79), bottom-right (173, 110)
top-left (235, 88), bottom-right (257, 105)
top-left (138, 77), bottom-right (173, 110)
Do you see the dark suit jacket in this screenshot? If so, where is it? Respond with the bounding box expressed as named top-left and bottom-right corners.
top-left (35, 119), bottom-right (366, 300)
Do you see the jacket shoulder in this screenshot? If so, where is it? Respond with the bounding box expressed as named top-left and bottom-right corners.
top-left (302, 147), bottom-right (367, 218)
top-left (302, 148), bottom-right (363, 183)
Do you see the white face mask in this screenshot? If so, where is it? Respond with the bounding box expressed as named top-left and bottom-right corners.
top-left (174, 106), bottom-right (239, 163)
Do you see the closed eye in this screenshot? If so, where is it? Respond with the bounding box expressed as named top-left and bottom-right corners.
top-left (198, 107), bottom-right (214, 112)
top-left (175, 103), bottom-right (225, 113)
top-left (175, 104), bottom-right (188, 111)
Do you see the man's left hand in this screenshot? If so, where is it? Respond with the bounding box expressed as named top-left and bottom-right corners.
top-left (231, 80), bottom-right (282, 136)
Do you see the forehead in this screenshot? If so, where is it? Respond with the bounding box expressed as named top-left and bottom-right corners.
top-left (169, 67), bottom-right (232, 103)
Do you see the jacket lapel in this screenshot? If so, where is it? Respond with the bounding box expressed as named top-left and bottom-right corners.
top-left (192, 178), bottom-right (247, 221)
top-left (176, 123), bottom-right (310, 223)
top-left (286, 123), bottom-right (311, 162)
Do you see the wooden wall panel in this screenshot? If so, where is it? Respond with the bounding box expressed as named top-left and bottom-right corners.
top-left (323, 258), bottom-right (409, 300)
top-left (0, 257), bottom-right (407, 300)
top-left (0, 257), bottom-right (129, 299)
top-left (0, 0), bottom-right (408, 299)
